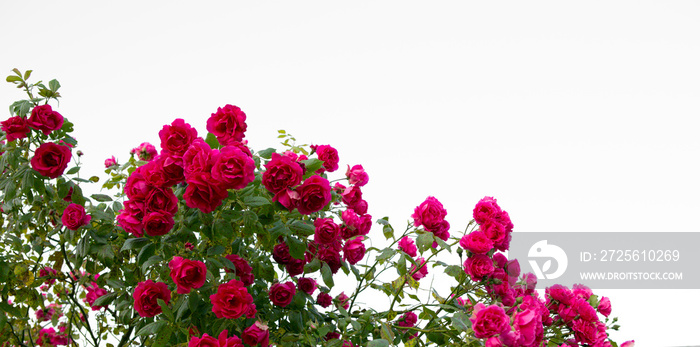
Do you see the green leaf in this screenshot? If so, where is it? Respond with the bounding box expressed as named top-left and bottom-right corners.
top-left (91, 194), bottom-right (112, 202)
top-left (244, 195), bottom-right (270, 207)
top-left (286, 236), bottom-right (306, 260)
top-left (257, 148), bottom-right (275, 159)
top-left (136, 320), bottom-right (168, 336)
top-left (141, 255), bottom-right (163, 273)
top-left (367, 339), bottom-right (390, 347)
top-left (204, 132), bottom-right (220, 149)
top-left (66, 166), bottom-right (80, 175)
top-left (304, 257), bottom-right (322, 274)
top-left (121, 238), bottom-right (149, 251)
top-left (301, 158), bottom-right (324, 177)
top-left (207, 245), bottom-right (225, 256)
top-left (434, 235), bottom-right (451, 252)
top-left (380, 322), bottom-right (395, 342)
top-left (153, 325), bottom-right (173, 347)
top-left (48, 79), bottom-right (60, 92)
top-left (23, 70), bottom-right (31, 80)
top-left (289, 219), bottom-right (315, 236)
top-left (320, 262), bottom-right (334, 288)
top-left (158, 298), bottom-right (174, 322)
top-left (5, 75), bottom-right (21, 83)
top-left (416, 232), bottom-right (434, 254)
top-left (92, 292), bottom-right (118, 307)
top-left (452, 311), bottom-right (471, 332)
top-left (444, 265), bottom-right (463, 279)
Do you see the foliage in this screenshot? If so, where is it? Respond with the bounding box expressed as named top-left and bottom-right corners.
top-left (0, 70), bottom-right (630, 347)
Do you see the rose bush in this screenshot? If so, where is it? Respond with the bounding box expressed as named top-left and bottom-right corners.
top-left (0, 69), bottom-right (633, 347)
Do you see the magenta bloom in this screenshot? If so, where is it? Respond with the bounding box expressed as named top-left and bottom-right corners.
top-left (1, 116), bottom-right (30, 142)
top-left (61, 203), bottom-right (91, 230)
top-left (169, 256), bottom-right (207, 294)
top-left (207, 104), bottom-right (248, 146)
top-left (133, 280), bottom-right (171, 318)
top-left (470, 303), bottom-right (510, 338)
top-left (398, 236), bottom-right (418, 257)
top-left (210, 279), bottom-right (255, 319)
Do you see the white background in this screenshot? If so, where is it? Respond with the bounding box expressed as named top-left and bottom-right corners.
top-left (1, 1), bottom-right (699, 346)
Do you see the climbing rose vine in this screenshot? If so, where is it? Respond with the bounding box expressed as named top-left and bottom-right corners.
top-left (0, 69), bottom-right (634, 347)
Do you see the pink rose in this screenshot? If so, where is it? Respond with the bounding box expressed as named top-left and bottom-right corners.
top-left (412, 196), bottom-right (448, 231)
top-left (481, 220), bottom-right (507, 244)
top-left (345, 164), bottom-right (369, 186)
top-left (343, 236), bottom-right (366, 265)
top-left (1, 116), bottom-right (30, 142)
top-left (61, 203), bottom-right (91, 230)
top-left (224, 254), bottom-right (254, 286)
top-left (218, 330), bottom-right (244, 347)
top-left (211, 145), bottom-right (255, 190)
top-left (459, 230), bottom-right (494, 254)
top-left (39, 267), bottom-right (58, 285)
top-left (336, 292), bottom-right (350, 310)
top-left (31, 142), bottom-right (71, 179)
top-left (572, 283), bottom-right (592, 300)
top-left (311, 144), bottom-right (339, 172)
top-left (159, 118), bottom-right (198, 157)
top-left (207, 104), bottom-right (247, 146)
top-left (597, 296), bottom-right (612, 317)
top-left (314, 218), bottom-right (340, 245)
top-left (144, 187), bottom-right (178, 215)
top-left (138, 211), bottom-right (167, 236)
top-left (296, 175), bottom-right (332, 215)
top-left (398, 236), bottom-right (418, 257)
top-left (620, 341), bottom-right (635, 347)
top-left (272, 242), bottom-right (292, 265)
top-left (269, 281), bottom-right (296, 307)
top-left (133, 280), bottom-right (171, 318)
top-left (410, 257), bottom-right (429, 281)
top-left (469, 303), bottom-right (510, 338)
top-left (85, 283), bottom-right (109, 311)
top-left (183, 138), bottom-right (217, 179)
top-left (169, 256), bottom-right (207, 294)
top-left (464, 254), bottom-right (495, 281)
top-left (571, 319), bottom-right (598, 345)
top-left (133, 142), bottom-right (158, 161)
top-left (341, 185), bottom-right (363, 209)
top-left (27, 104), bottom-right (63, 135)
top-left (546, 284), bottom-right (575, 306)
top-left (317, 292), bottom-right (332, 308)
top-left (473, 196), bottom-right (501, 225)
top-left (188, 333), bottom-right (218, 347)
top-left (184, 172), bottom-right (229, 214)
top-left (297, 277), bottom-right (317, 295)
top-left (397, 311), bottom-right (418, 327)
top-left (210, 279), bottom-right (254, 319)
top-left (242, 321), bottom-right (269, 347)
top-left (285, 257), bottom-right (306, 277)
top-left (263, 152), bottom-right (304, 195)
top-left (125, 168), bottom-right (152, 200)
top-left (573, 298), bottom-right (598, 322)
top-left (104, 156), bottom-right (117, 168)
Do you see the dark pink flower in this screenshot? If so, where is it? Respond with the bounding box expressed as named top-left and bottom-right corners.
top-left (297, 277), bottom-right (317, 295)
top-left (207, 104), bottom-right (248, 146)
top-left (210, 279), bottom-right (254, 319)
top-left (311, 144), bottom-right (339, 172)
top-left (61, 203), bottom-right (91, 230)
top-left (317, 292), bottom-right (332, 308)
top-left (269, 281), bottom-right (296, 307)
top-left (314, 218), bottom-right (340, 245)
top-left (184, 172), bottom-right (229, 214)
top-left (1, 116), bottom-right (30, 142)
top-left (31, 142), bottom-right (71, 179)
top-left (296, 175), bottom-right (332, 215)
top-left (169, 256), bottom-right (207, 294)
top-left (104, 156), bottom-right (117, 168)
top-left (345, 164), bottom-right (368, 186)
top-left (211, 145), bottom-right (256, 190)
top-left (27, 104), bottom-right (63, 135)
top-left (464, 254), bottom-right (495, 281)
top-left (224, 254), bottom-right (255, 286)
top-left (469, 303), bottom-right (510, 338)
top-left (262, 152), bottom-right (304, 195)
top-left (159, 118), bottom-right (198, 158)
top-left (398, 236), bottom-right (418, 257)
top-left (242, 321), bottom-right (269, 347)
top-left (133, 280), bottom-right (171, 318)
top-left (343, 236), bottom-right (366, 265)
top-left (459, 230), bottom-right (494, 254)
